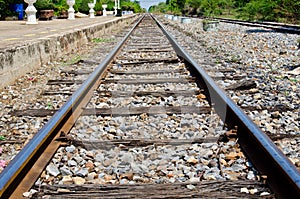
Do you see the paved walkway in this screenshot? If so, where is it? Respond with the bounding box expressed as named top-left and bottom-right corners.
top-left (0, 15), bottom-right (121, 49)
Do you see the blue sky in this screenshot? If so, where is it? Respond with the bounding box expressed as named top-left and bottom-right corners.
top-left (138, 0), bottom-right (166, 10)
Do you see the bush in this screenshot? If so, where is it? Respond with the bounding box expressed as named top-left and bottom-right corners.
top-left (0, 0), bottom-right (23, 19)
top-left (76, 0), bottom-right (89, 13)
top-left (53, 0), bottom-right (68, 16)
top-left (35, 0), bottom-right (55, 10)
top-left (0, 0), bottom-right (8, 19)
top-left (237, 0), bottom-right (277, 21)
top-left (94, 1), bottom-right (102, 11)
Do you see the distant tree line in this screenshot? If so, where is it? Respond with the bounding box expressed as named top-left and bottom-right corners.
top-left (0, 0), bottom-right (143, 20)
top-left (149, 0), bottom-right (300, 23)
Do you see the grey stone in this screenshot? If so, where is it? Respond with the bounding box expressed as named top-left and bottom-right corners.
top-left (65, 145), bottom-right (76, 153)
top-left (46, 163), bottom-right (60, 177)
top-left (76, 168), bottom-right (89, 177)
top-left (68, 160), bottom-right (77, 167)
top-left (60, 166), bottom-right (73, 176)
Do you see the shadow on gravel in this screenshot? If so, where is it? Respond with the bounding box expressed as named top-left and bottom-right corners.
top-left (245, 29), bottom-right (276, 33)
top-left (284, 64), bottom-right (300, 71)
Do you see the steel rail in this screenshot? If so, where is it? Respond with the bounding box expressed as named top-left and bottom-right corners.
top-left (0, 15), bottom-right (145, 198)
top-left (153, 14), bottom-right (300, 198)
top-left (215, 17), bottom-right (300, 29)
top-left (215, 17), bottom-right (300, 34)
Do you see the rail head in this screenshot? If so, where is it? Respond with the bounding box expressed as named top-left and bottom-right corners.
top-left (215, 17), bottom-right (300, 34)
top-left (152, 14), bottom-right (300, 198)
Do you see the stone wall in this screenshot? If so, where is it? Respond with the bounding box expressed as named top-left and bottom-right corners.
top-left (0, 15), bottom-right (136, 89)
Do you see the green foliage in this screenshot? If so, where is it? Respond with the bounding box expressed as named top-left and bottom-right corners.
top-left (218, 0), bottom-right (235, 14)
top-left (149, 2), bottom-right (168, 13)
top-left (0, 0), bottom-right (299, 23)
top-left (47, 102), bottom-right (53, 109)
top-left (35, 0), bottom-right (55, 10)
top-left (61, 55), bottom-right (82, 66)
top-left (94, 1), bottom-right (102, 11)
top-left (237, 0), bottom-right (277, 21)
top-left (121, 0), bottom-right (142, 12)
top-left (155, 0), bottom-right (300, 23)
top-left (0, 0), bottom-right (8, 19)
top-left (0, 135), bottom-right (5, 141)
top-left (200, 0), bottom-right (221, 17)
top-left (289, 78), bottom-right (298, 83)
top-left (106, 1), bottom-right (116, 11)
top-left (92, 37), bottom-right (114, 42)
top-left (184, 0), bottom-right (201, 15)
top-left (234, 0), bottom-right (250, 7)
top-left (53, 0), bottom-right (68, 15)
top-left (76, 0), bottom-right (90, 13)
top-left (186, 0), bottom-right (201, 8)
top-left (0, 0), bottom-right (24, 19)
top-left (169, 0), bottom-right (186, 12)
top-left (277, 0), bottom-right (300, 23)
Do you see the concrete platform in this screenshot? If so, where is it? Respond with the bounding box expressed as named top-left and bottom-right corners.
top-left (0, 15), bottom-right (136, 89)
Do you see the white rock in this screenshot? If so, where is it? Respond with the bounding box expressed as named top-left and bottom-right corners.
top-left (260, 192), bottom-right (270, 196)
top-left (240, 187), bottom-right (249, 194)
top-left (46, 163), bottom-right (60, 177)
top-left (186, 184), bottom-right (196, 190)
top-left (249, 188), bottom-right (258, 194)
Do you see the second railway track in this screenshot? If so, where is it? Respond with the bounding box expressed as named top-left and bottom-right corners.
top-left (0, 14), bottom-right (299, 198)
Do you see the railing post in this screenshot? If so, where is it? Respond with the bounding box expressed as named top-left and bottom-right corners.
top-left (88, 3), bottom-right (95, 18)
top-left (24, 0), bottom-right (38, 24)
top-left (102, 4), bottom-right (107, 16)
top-left (67, 0), bottom-right (75, 20)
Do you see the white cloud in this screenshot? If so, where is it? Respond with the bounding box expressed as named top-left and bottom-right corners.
top-left (138, 0), bottom-right (166, 10)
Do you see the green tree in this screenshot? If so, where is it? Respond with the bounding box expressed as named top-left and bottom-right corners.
top-left (184, 0), bottom-right (201, 15)
top-left (278, 0), bottom-right (300, 23)
top-left (200, 0), bottom-right (222, 17)
top-left (94, 1), bottom-right (103, 12)
top-left (53, 0), bottom-right (68, 15)
top-left (186, 0), bottom-right (201, 8)
top-left (35, 0), bottom-right (55, 10)
top-left (0, 0), bottom-right (25, 19)
top-left (76, 0), bottom-right (89, 13)
top-left (219, 0), bottom-right (235, 15)
top-left (168, 0), bottom-right (186, 15)
top-left (234, 0), bottom-right (250, 7)
top-left (121, 0), bottom-right (142, 12)
top-left (149, 2), bottom-right (168, 13)
top-left (0, 0), bottom-right (8, 19)
top-left (237, 0), bottom-right (278, 21)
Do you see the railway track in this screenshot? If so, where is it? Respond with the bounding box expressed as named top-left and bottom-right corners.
top-left (215, 18), bottom-right (300, 34)
top-left (0, 14), bottom-right (299, 198)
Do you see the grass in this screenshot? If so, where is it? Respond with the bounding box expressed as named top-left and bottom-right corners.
top-left (289, 78), bottom-right (298, 83)
top-left (61, 55), bottom-right (82, 66)
top-left (47, 102), bottom-right (53, 109)
top-left (216, 10), bottom-right (239, 20)
top-left (92, 38), bottom-right (114, 43)
top-left (69, 55), bottom-right (81, 64)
